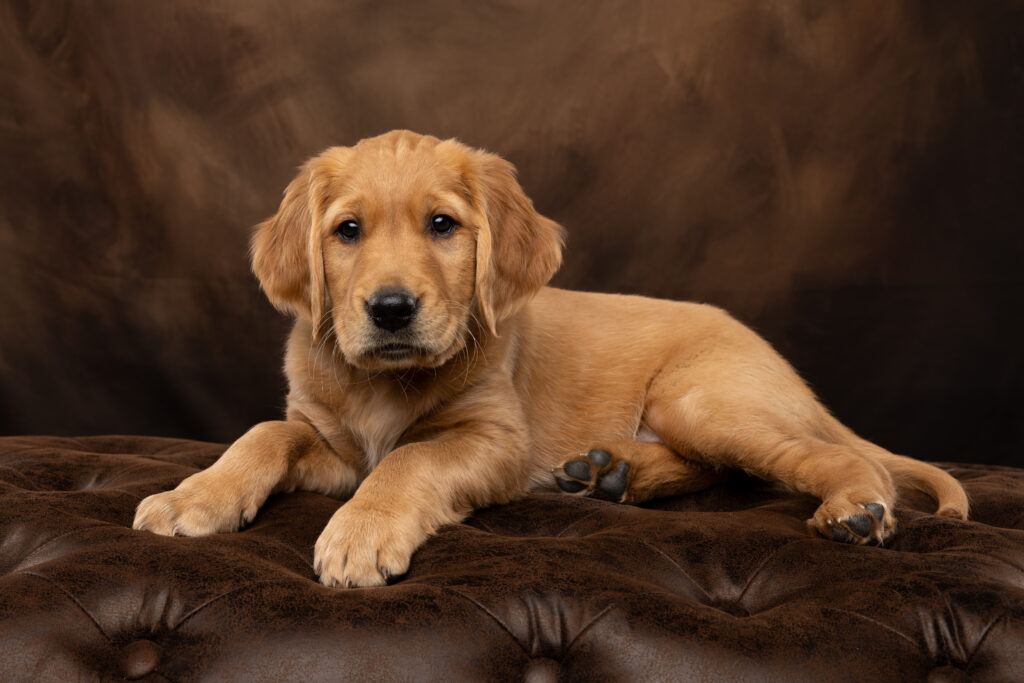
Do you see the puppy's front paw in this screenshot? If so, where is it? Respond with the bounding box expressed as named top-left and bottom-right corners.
top-left (133, 482), bottom-right (260, 537)
top-left (313, 502), bottom-right (423, 588)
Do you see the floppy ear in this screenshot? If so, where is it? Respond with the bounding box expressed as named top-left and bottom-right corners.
top-left (470, 152), bottom-right (566, 335)
top-left (250, 158), bottom-right (333, 337)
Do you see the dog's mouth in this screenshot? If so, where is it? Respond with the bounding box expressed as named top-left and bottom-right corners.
top-left (347, 315), bottom-right (469, 370)
top-left (368, 342), bottom-right (430, 361)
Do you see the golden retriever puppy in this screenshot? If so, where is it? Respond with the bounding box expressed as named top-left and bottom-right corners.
top-left (133, 130), bottom-right (969, 588)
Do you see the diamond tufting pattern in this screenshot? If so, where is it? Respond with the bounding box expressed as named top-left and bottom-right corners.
top-left (0, 435), bottom-right (1022, 681)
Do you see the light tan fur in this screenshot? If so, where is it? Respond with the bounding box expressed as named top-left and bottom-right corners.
top-left (134, 130), bottom-right (969, 588)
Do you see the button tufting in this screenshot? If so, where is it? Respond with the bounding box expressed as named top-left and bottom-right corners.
top-left (120, 639), bottom-right (162, 679)
top-left (713, 602), bottom-right (750, 617)
top-left (2, 435), bottom-right (1023, 680)
top-left (927, 665), bottom-right (970, 683)
top-left (523, 657), bottom-right (560, 683)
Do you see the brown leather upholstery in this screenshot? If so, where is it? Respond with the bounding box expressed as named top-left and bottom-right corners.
top-left (1, 435), bottom-right (1021, 681)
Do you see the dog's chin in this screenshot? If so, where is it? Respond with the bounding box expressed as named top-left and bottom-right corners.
top-left (347, 337), bottom-right (465, 372)
top-left (364, 343), bottom-right (433, 370)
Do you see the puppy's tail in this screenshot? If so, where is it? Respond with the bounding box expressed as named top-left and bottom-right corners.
top-left (870, 445), bottom-right (969, 520)
top-left (826, 416), bottom-right (970, 519)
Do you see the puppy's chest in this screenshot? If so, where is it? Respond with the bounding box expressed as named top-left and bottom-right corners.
top-left (343, 389), bottom-right (417, 470)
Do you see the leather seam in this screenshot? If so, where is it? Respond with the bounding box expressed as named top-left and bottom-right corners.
top-left (14, 523), bottom-right (108, 570)
top-left (443, 586), bottom-right (529, 655)
top-left (734, 540), bottom-right (805, 604)
top-left (21, 571), bottom-right (113, 644)
top-left (821, 606), bottom-right (920, 649)
top-left (554, 509), bottom-right (603, 537)
top-left (564, 603), bottom-right (615, 653)
top-left (637, 537), bottom-right (714, 602)
top-left (172, 578), bottom-right (299, 630)
top-left (966, 609), bottom-right (1008, 667)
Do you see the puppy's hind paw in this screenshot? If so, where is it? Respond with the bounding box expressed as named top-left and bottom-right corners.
top-left (808, 500), bottom-right (895, 547)
top-left (553, 449), bottom-right (631, 502)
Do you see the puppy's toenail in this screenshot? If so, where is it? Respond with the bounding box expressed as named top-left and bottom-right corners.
top-left (587, 449), bottom-right (611, 467)
top-left (563, 460), bottom-right (591, 480)
top-left (555, 475), bottom-right (587, 493)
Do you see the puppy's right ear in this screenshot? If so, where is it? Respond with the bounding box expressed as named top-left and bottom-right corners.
top-left (251, 150), bottom-right (351, 334)
top-left (251, 164), bottom-right (317, 321)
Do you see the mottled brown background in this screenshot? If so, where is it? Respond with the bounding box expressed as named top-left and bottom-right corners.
top-left (1, 0), bottom-right (1021, 465)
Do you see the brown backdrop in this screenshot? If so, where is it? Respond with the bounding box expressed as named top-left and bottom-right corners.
top-left (1, 0), bottom-right (1022, 465)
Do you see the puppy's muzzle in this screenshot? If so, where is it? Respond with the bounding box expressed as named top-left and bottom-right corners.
top-left (366, 288), bottom-right (419, 333)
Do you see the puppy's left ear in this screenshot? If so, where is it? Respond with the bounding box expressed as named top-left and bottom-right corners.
top-left (470, 151), bottom-right (566, 335)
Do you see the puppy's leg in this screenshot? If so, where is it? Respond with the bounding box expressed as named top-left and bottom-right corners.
top-left (552, 441), bottom-right (727, 503)
top-left (133, 420), bottom-right (359, 536)
top-left (645, 380), bottom-right (899, 546)
top-left (314, 389), bottom-right (528, 588)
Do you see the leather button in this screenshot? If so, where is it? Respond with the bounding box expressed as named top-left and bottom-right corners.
top-left (927, 665), bottom-right (970, 683)
top-left (120, 639), bottom-right (162, 679)
top-left (523, 657), bottom-right (560, 683)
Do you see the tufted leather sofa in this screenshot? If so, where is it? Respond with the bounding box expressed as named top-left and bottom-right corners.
top-left (1, 435), bottom-right (1022, 681)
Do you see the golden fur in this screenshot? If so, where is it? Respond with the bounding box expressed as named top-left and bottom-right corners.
top-left (134, 130), bottom-right (969, 588)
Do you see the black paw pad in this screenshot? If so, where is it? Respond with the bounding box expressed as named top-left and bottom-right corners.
top-left (831, 525), bottom-right (855, 543)
top-left (845, 513), bottom-right (873, 538)
top-left (563, 459), bottom-right (591, 480)
top-left (597, 461), bottom-right (630, 500)
top-left (555, 475), bottom-right (587, 493)
top-left (865, 503), bottom-right (886, 522)
top-left (587, 449), bottom-right (611, 467)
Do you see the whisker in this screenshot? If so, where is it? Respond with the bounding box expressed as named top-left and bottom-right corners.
top-left (435, 297), bottom-right (486, 389)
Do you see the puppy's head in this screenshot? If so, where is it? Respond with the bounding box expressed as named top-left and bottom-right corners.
top-left (251, 130), bottom-right (565, 370)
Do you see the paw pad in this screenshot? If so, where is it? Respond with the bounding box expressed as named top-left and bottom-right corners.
top-left (824, 502), bottom-right (890, 546)
top-left (554, 449), bottom-right (630, 502)
top-left (563, 459), bottom-right (591, 481)
top-left (587, 449), bottom-right (611, 468)
top-left (555, 476), bottom-right (587, 493)
top-left (597, 461), bottom-right (629, 499)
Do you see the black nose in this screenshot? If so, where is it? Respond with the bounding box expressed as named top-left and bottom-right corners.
top-left (366, 288), bottom-right (419, 332)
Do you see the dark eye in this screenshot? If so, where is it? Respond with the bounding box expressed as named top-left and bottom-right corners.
top-left (335, 219), bottom-right (360, 242)
top-left (429, 214), bottom-right (458, 237)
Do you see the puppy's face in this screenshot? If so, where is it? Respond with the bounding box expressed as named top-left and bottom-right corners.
top-left (252, 131), bottom-right (565, 371)
top-left (316, 136), bottom-right (480, 370)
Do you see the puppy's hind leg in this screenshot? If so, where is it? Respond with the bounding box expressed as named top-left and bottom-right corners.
top-left (553, 440), bottom-right (727, 504)
top-left (645, 382), bottom-right (900, 546)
